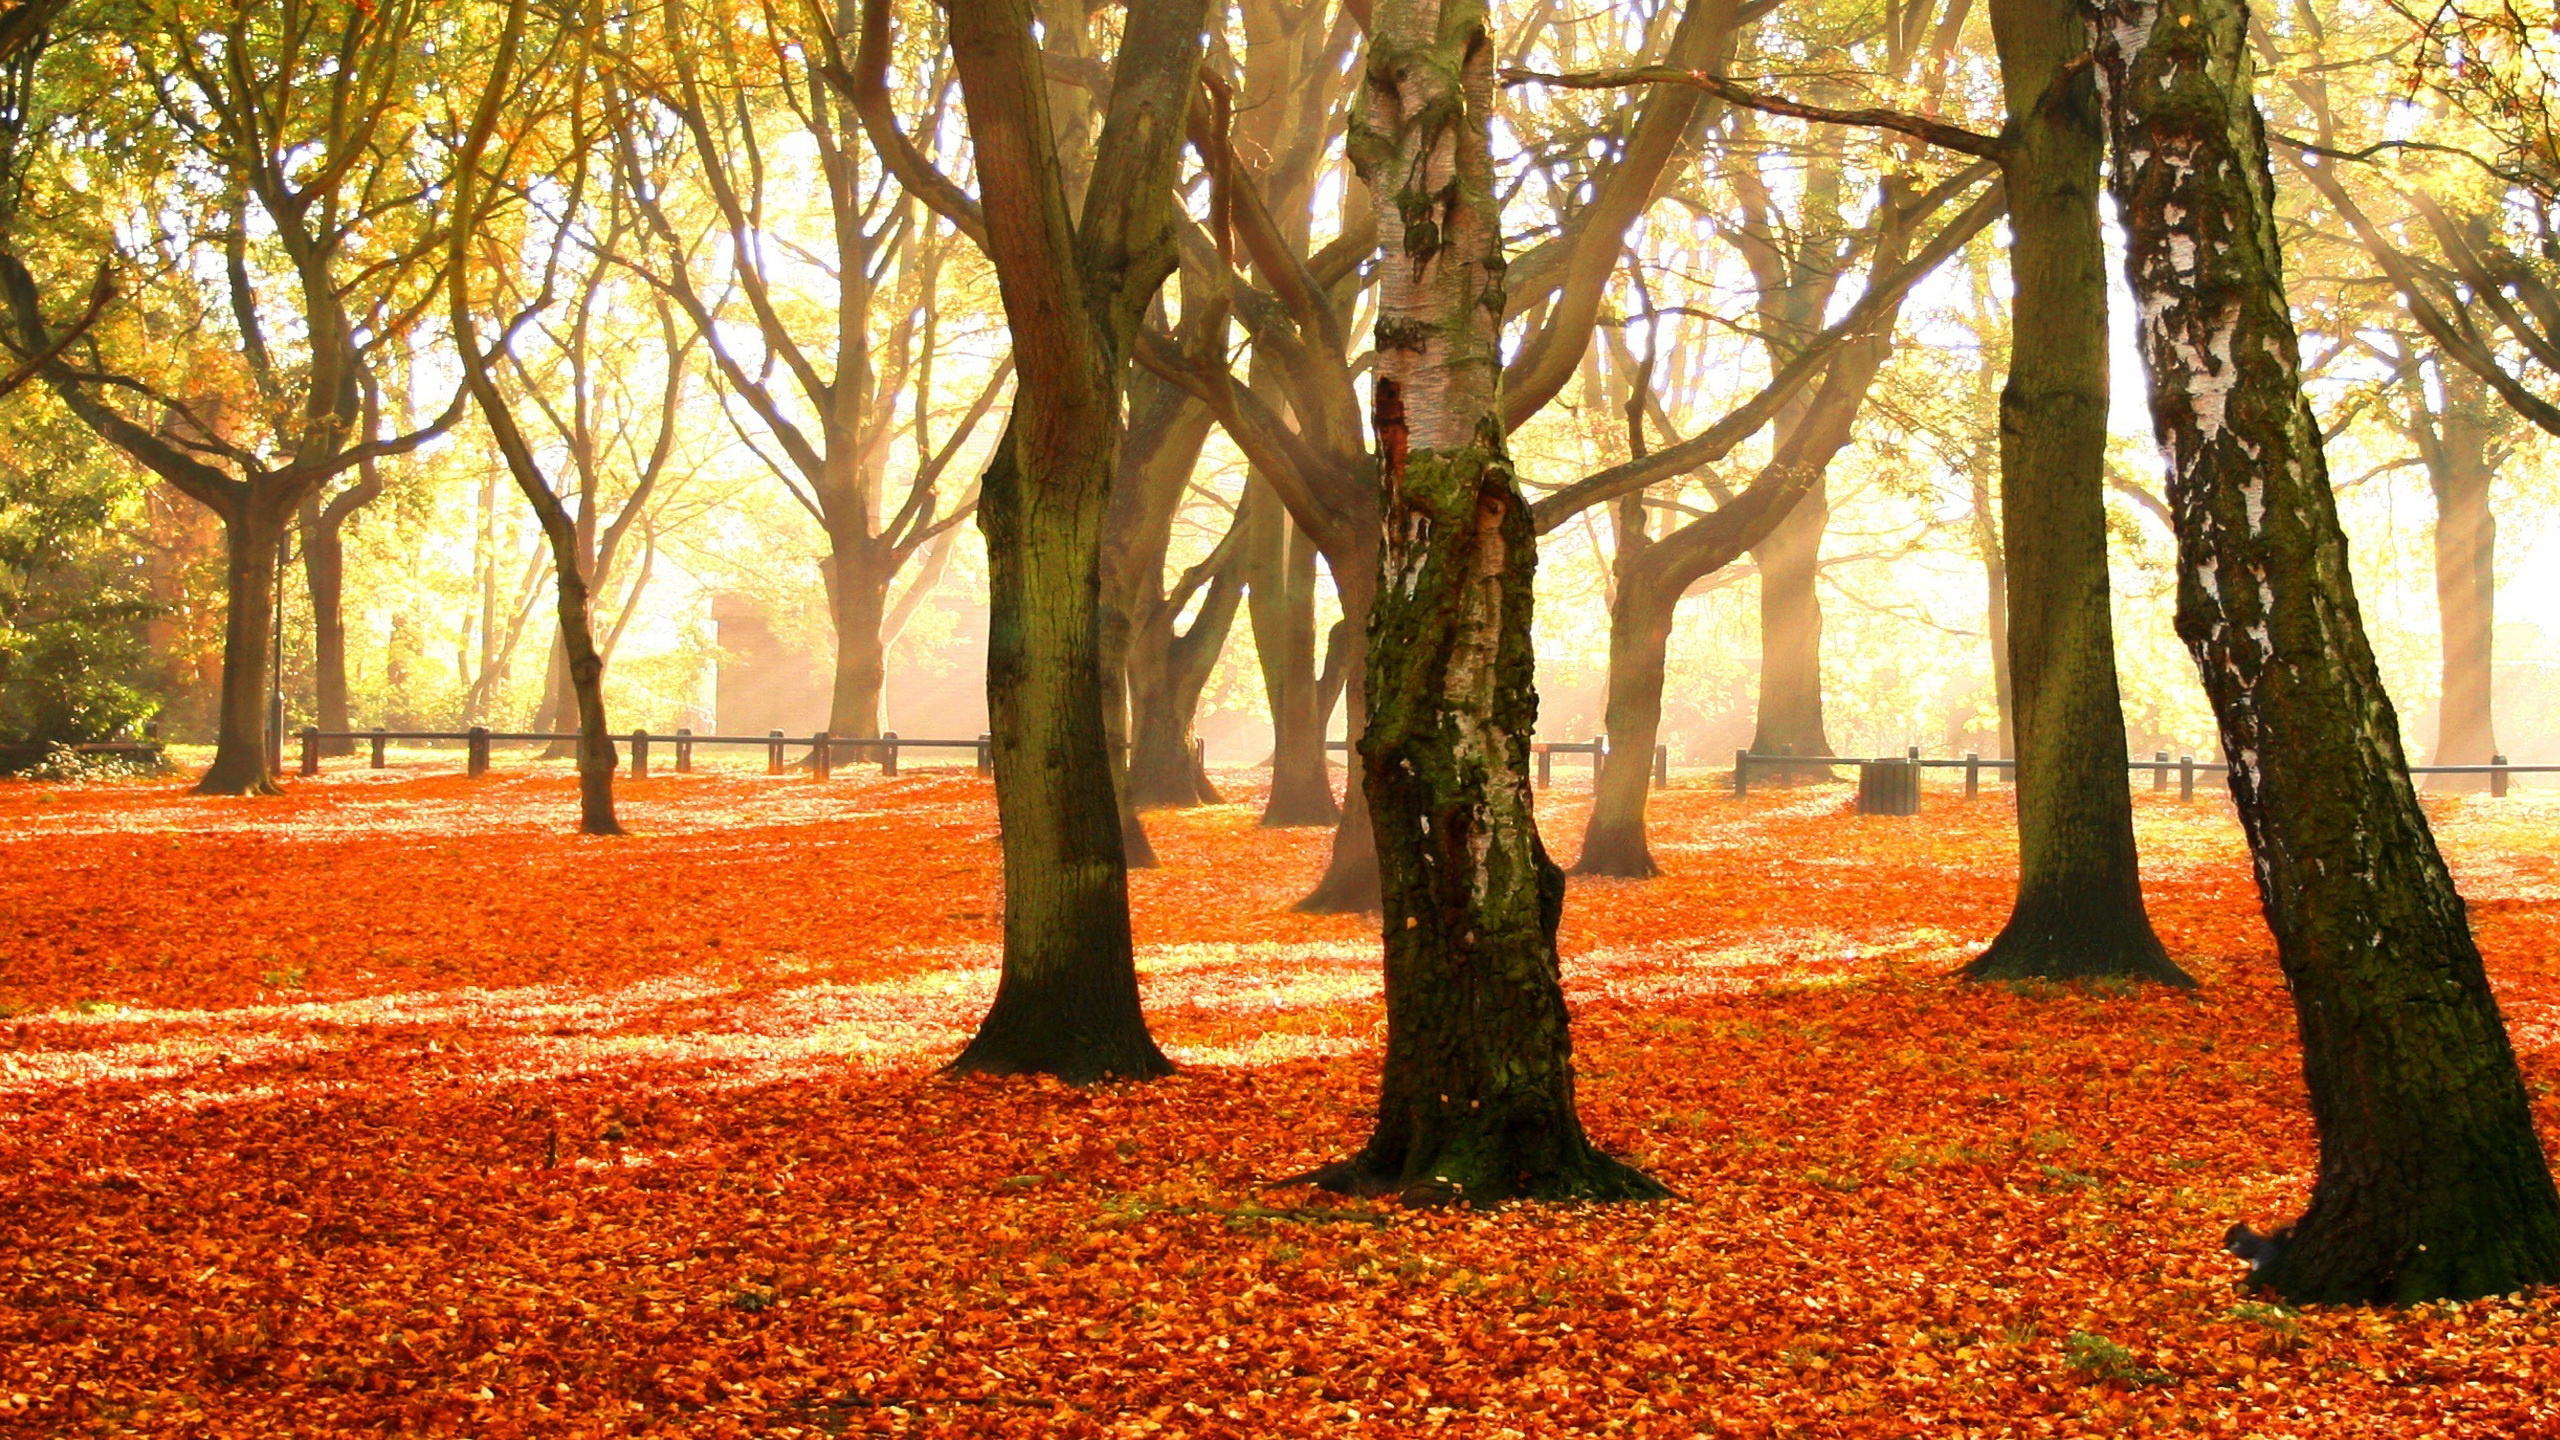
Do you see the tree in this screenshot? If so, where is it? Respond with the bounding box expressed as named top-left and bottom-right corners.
top-left (1298, 0), bottom-right (1662, 1204)
top-left (1, 0), bottom-right (461, 794)
top-left (938, 0), bottom-right (1208, 1081)
top-left (2092, 0), bottom-right (2560, 1301)
top-left (623, 0), bottom-right (986, 745)
top-left (448, 0), bottom-right (622, 836)
top-left (1962, 0), bottom-right (2186, 986)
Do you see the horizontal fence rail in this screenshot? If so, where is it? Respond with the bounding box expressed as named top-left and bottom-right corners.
top-left (1733, 747), bottom-right (2555, 806)
top-left (298, 727), bottom-right (1002, 780)
top-left (1326, 736), bottom-right (1670, 790)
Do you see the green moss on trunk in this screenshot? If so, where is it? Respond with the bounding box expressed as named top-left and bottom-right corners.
top-left (2094, 0), bottom-right (2560, 1301)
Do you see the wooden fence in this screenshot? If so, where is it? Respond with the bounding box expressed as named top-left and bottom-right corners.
top-left (1735, 746), bottom-right (2559, 810)
top-left (298, 727), bottom-right (1013, 780)
top-left (1325, 736), bottom-right (1670, 789)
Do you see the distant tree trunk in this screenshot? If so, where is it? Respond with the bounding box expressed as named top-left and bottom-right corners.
top-left (1746, 475), bottom-right (1831, 763)
top-left (1248, 484), bottom-right (1340, 826)
top-left (2428, 365), bottom-right (2499, 790)
top-left (944, 0), bottom-right (1201, 1081)
top-left (826, 539), bottom-right (891, 739)
top-left (1294, 555), bottom-right (1380, 913)
top-left (449, 0), bottom-right (620, 838)
top-left (1576, 334), bottom-right (1886, 876)
top-left (1578, 498), bottom-right (1673, 878)
top-left (1300, 0), bottom-right (1662, 1204)
top-left (1967, 458), bottom-right (2014, 761)
top-left (1963, 0), bottom-right (2185, 987)
top-left (299, 491), bottom-right (356, 756)
top-left (1128, 559), bottom-right (1244, 807)
top-left (2094, 0), bottom-right (2560, 1302)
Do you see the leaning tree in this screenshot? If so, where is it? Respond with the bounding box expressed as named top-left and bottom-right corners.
top-left (2093, 0), bottom-right (2560, 1301)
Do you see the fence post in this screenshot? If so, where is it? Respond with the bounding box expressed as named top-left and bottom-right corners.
top-left (1194, 736), bottom-right (1207, 774)
top-left (675, 727), bottom-right (692, 773)
top-left (812, 731), bottom-right (832, 780)
top-left (879, 730), bottom-right (899, 776)
top-left (1654, 743), bottom-right (1669, 789)
top-left (467, 726), bottom-right (491, 777)
top-left (299, 726), bottom-right (320, 777)
top-left (1964, 751), bottom-right (1980, 799)
top-left (370, 730), bottom-right (387, 770)
top-left (1537, 744), bottom-right (1551, 788)
top-left (1591, 735), bottom-right (1607, 787)
top-left (977, 733), bottom-right (993, 776)
top-left (1734, 748), bottom-right (1751, 797)
top-left (2149, 750), bottom-right (2167, 791)
top-left (2178, 754), bottom-right (2195, 801)
top-left (631, 730), bottom-right (649, 779)
top-left (2493, 753), bottom-right (2510, 798)
top-left (767, 729), bottom-right (784, 776)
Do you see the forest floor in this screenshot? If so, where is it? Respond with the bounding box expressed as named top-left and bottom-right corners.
top-left (1, 762), bottom-right (2556, 1438)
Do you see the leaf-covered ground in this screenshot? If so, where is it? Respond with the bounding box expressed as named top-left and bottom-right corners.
top-left (2, 763), bottom-right (2556, 1437)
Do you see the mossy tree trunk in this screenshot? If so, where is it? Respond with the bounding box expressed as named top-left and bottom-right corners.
top-left (1963, 0), bottom-right (2186, 986)
top-left (1300, 0), bottom-right (1662, 1204)
top-left (2094, 0), bottom-right (2560, 1301)
top-left (944, 0), bottom-right (1206, 1081)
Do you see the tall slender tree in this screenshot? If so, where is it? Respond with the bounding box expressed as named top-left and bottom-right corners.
top-left (1963, 0), bottom-right (2187, 985)
top-left (2092, 0), bottom-right (2560, 1301)
top-left (1299, 0), bottom-right (1662, 1203)
top-left (449, 0), bottom-right (622, 837)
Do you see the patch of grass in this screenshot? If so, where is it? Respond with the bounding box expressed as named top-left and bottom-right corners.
top-left (2038, 1164), bottom-right (2100, 1190)
top-left (2064, 1331), bottom-right (2172, 1386)
top-left (260, 965), bottom-right (307, 990)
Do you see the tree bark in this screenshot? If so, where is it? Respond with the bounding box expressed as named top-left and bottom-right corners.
top-left (1299, 0), bottom-right (1662, 1204)
top-left (1963, 0), bottom-right (2186, 987)
top-left (1746, 475), bottom-right (1832, 763)
top-left (1293, 554), bottom-right (1382, 913)
top-left (299, 486), bottom-right (373, 757)
top-left (2094, 0), bottom-right (2560, 1301)
top-left (2426, 365), bottom-right (2499, 789)
top-left (826, 541), bottom-right (892, 740)
top-left (1248, 481), bottom-right (1341, 826)
top-left (1578, 541), bottom-right (1674, 878)
top-left (199, 496), bottom-right (292, 795)
top-left (945, 0), bottom-right (1204, 1082)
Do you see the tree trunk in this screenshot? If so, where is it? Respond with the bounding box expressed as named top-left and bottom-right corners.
top-left (1964, 0), bottom-right (2186, 987)
top-left (961, 433), bottom-right (1168, 1077)
top-left (1577, 562), bottom-right (1674, 878)
top-left (827, 539), bottom-right (891, 739)
top-left (1248, 484), bottom-right (1340, 826)
top-left (1300, 0), bottom-right (1662, 1205)
top-left (2094, 0), bottom-right (2560, 1302)
top-left (1128, 562), bottom-right (1244, 808)
top-left (199, 497), bottom-right (292, 796)
top-left (2429, 366), bottom-right (2498, 790)
top-left (299, 491), bottom-right (358, 756)
top-left (944, 0), bottom-right (1200, 1082)
top-left (1294, 556), bottom-right (1381, 913)
top-left (1747, 474), bottom-right (1832, 763)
